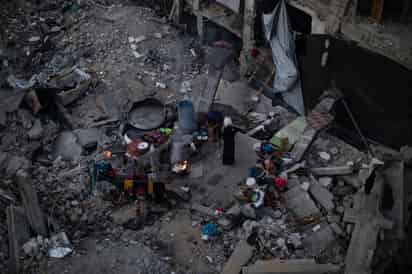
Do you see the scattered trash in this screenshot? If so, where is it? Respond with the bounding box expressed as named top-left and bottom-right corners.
top-left (133, 35), bottom-right (147, 43)
top-left (28, 36), bottom-right (41, 43)
top-left (201, 223), bottom-right (217, 241)
top-left (180, 81), bottom-right (192, 93)
top-left (48, 247), bottom-right (73, 258)
top-left (132, 51), bottom-right (144, 58)
top-left (319, 151), bottom-right (331, 161)
top-left (155, 82), bottom-right (167, 89)
top-left (153, 32), bottom-right (162, 39)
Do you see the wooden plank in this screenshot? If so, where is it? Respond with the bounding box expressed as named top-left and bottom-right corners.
top-left (16, 173), bottom-right (48, 236)
top-left (371, 0), bottom-right (385, 23)
top-left (7, 206), bottom-right (31, 274)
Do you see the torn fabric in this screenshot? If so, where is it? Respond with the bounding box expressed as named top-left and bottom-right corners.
top-left (263, 0), bottom-right (305, 115)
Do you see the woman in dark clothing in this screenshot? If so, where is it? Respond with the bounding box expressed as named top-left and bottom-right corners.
top-left (222, 117), bottom-right (238, 165)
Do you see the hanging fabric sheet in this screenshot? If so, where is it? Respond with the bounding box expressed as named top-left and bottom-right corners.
top-left (263, 0), bottom-right (305, 115)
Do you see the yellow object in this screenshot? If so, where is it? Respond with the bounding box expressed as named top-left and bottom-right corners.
top-left (124, 179), bottom-right (133, 191)
top-left (147, 180), bottom-right (154, 194)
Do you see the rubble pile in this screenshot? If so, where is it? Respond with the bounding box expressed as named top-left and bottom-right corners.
top-left (0, 1), bottom-right (410, 274)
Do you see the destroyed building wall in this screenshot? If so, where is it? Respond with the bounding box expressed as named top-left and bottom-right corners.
top-left (298, 34), bottom-right (412, 149)
top-left (288, 0), bottom-right (412, 69)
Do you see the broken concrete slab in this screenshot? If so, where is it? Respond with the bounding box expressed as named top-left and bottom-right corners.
top-left (74, 128), bottom-right (99, 149)
top-left (310, 165), bottom-right (353, 176)
top-left (242, 259), bottom-right (340, 274)
top-left (5, 156), bottom-right (29, 179)
top-left (318, 177), bottom-right (333, 188)
top-left (285, 188), bottom-right (321, 220)
top-left (303, 222), bottom-right (336, 257)
top-left (17, 173), bottom-right (48, 236)
top-left (0, 87), bottom-right (28, 126)
top-left (240, 204), bottom-right (256, 219)
top-left (53, 131), bottom-right (83, 161)
top-left (218, 218), bottom-right (232, 229)
top-left (381, 160), bottom-right (406, 240)
top-left (111, 203), bottom-right (136, 225)
top-left (340, 174), bottom-right (361, 188)
top-left (284, 185), bottom-right (306, 200)
top-left (343, 173), bottom-right (393, 274)
top-left (221, 240), bottom-right (254, 274)
top-left (329, 222), bottom-right (344, 236)
top-left (28, 119), bottom-right (43, 140)
top-left (309, 179), bottom-right (335, 211)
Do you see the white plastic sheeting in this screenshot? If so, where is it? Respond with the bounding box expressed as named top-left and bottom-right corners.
top-left (216, 0), bottom-right (240, 13)
top-left (263, 0), bottom-right (305, 115)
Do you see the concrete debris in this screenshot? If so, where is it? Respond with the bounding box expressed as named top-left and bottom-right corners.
top-left (310, 165), bottom-right (353, 176)
top-left (285, 186), bottom-right (320, 220)
top-left (318, 151), bottom-right (331, 161)
top-left (318, 177), bottom-right (333, 188)
top-left (16, 173), bottom-right (48, 236)
top-left (380, 160), bottom-right (406, 240)
top-left (49, 67), bottom-right (91, 106)
top-left (330, 223), bottom-right (344, 236)
top-left (303, 223), bottom-right (336, 257)
top-left (74, 128), bottom-right (99, 149)
top-left (240, 204), bottom-right (257, 219)
top-left (28, 119), bottom-right (43, 140)
top-left (218, 218), bottom-right (232, 229)
top-left (287, 233), bottom-right (302, 249)
top-left (300, 181), bottom-right (310, 192)
top-left (53, 131), bottom-right (83, 161)
top-left (242, 259), bottom-right (340, 274)
top-left (22, 237), bottom-right (40, 256)
top-left (111, 204), bottom-right (137, 225)
top-left (221, 240), bottom-right (254, 274)
top-left (7, 206), bottom-right (31, 274)
top-left (5, 156), bottom-right (29, 179)
top-left (343, 172), bottom-right (393, 274)
top-left (309, 178), bottom-right (335, 211)
top-left (0, 2), bottom-right (408, 274)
